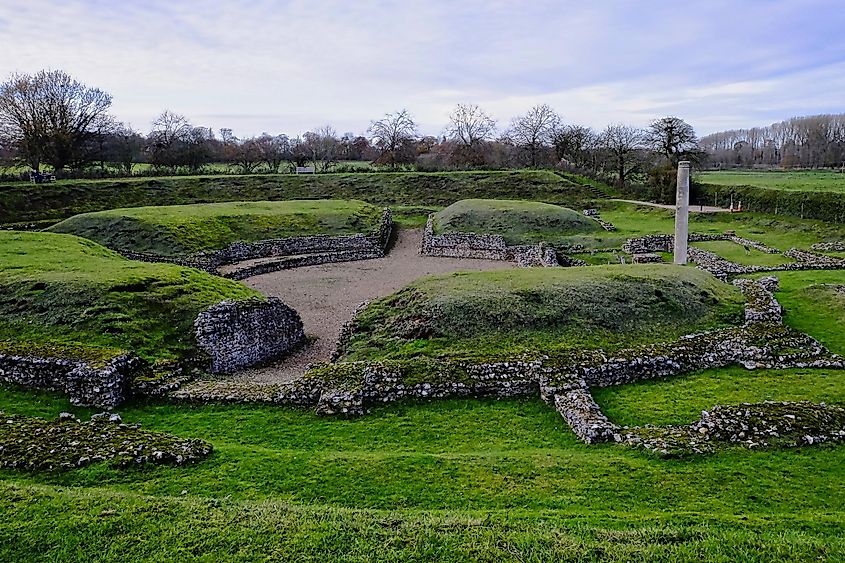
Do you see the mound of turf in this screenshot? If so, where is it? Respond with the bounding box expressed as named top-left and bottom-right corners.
top-left (0, 231), bottom-right (259, 362)
top-left (0, 170), bottom-right (602, 224)
top-left (433, 198), bottom-right (602, 245)
top-left (341, 265), bottom-right (745, 361)
top-left (48, 199), bottom-right (383, 257)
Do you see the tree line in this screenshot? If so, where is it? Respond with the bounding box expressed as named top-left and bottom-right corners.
top-left (0, 69), bottom-right (703, 200)
top-left (701, 114), bottom-right (845, 169)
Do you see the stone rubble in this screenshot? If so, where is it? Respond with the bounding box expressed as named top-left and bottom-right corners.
top-left (0, 411), bottom-right (213, 470)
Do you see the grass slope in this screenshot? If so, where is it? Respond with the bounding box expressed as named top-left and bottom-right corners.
top-left (0, 231), bottom-right (258, 362)
top-left (0, 385), bottom-right (843, 561)
top-left (48, 199), bottom-right (383, 256)
top-left (433, 198), bottom-right (601, 245)
top-left (343, 265), bottom-right (745, 361)
top-left (0, 170), bottom-right (602, 224)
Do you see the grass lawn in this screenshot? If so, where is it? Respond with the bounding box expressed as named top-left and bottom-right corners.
top-left (691, 240), bottom-right (793, 266)
top-left (599, 201), bottom-right (845, 250)
top-left (699, 170), bottom-right (845, 193)
top-left (0, 231), bottom-right (258, 362)
top-left (48, 199), bottom-right (384, 256)
top-left (1, 384), bottom-right (844, 561)
top-left (342, 265), bottom-right (745, 361)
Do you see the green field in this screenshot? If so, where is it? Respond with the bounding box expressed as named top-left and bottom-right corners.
top-left (699, 170), bottom-right (845, 193)
top-left (433, 199), bottom-right (602, 245)
top-left (0, 231), bottom-right (258, 362)
top-left (48, 199), bottom-right (383, 256)
top-left (341, 265), bottom-right (744, 361)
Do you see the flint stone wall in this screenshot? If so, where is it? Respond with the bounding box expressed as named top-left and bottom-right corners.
top-left (812, 242), bottom-right (845, 252)
top-left (623, 233), bottom-right (780, 256)
top-left (194, 297), bottom-right (305, 374)
top-left (420, 215), bottom-right (559, 267)
top-left (582, 209), bottom-right (616, 231)
top-left (123, 208), bottom-right (393, 275)
top-left (0, 353), bottom-right (144, 408)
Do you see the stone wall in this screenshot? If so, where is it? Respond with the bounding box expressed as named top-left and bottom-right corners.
top-left (194, 297), bottom-right (306, 374)
top-left (812, 242), bottom-right (845, 252)
top-left (0, 352), bottom-right (144, 408)
top-left (623, 233), bottom-right (781, 256)
top-left (582, 209), bottom-right (616, 231)
top-left (420, 215), bottom-right (560, 267)
top-left (122, 208), bottom-right (394, 276)
top-left (169, 277), bottom-right (845, 458)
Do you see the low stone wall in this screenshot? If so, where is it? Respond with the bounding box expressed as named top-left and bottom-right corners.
top-left (194, 297), bottom-right (306, 374)
top-left (689, 245), bottom-right (845, 280)
top-left (812, 242), bottom-right (845, 252)
top-left (632, 253), bottom-right (663, 264)
top-left (623, 233), bottom-right (780, 256)
top-left (583, 209), bottom-right (616, 231)
top-left (0, 353), bottom-right (144, 408)
top-left (169, 277), bottom-right (845, 457)
top-left (420, 215), bottom-right (559, 267)
top-left (123, 208), bottom-right (394, 275)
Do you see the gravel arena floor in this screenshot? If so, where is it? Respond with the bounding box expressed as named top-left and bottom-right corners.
top-left (227, 228), bottom-right (513, 384)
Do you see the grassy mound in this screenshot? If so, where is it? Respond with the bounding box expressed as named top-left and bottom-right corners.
top-left (433, 198), bottom-right (602, 245)
top-left (48, 199), bottom-right (383, 257)
top-left (341, 265), bottom-right (745, 361)
top-left (0, 231), bottom-right (259, 362)
top-left (0, 170), bottom-right (603, 224)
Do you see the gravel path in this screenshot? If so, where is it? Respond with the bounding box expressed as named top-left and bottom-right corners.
top-left (611, 199), bottom-right (730, 213)
top-left (227, 228), bottom-right (513, 384)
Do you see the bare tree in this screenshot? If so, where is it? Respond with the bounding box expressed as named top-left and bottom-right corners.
top-left (0, 70), bottom-right (114, 172)
top-left (600, 124), bottom-right (644, 188)
top-left (255, 133), bottom-right (291, 173)
top-left (445, 103), bottom-right (496, 165)
top-left (148, 110), bottom-right (192, 171)
top-left (507, 104), bottom-right (560, 167)
top-left (302, 125), bottom-right (340, 172)
top-left (553, 124), bottom-right (598, 170)
top-left (368, 109), bottom-right (418, 168)
top-left (224, 137), bottom-right (263, 174)
top-left (645, 116), bottom-right (700, 165)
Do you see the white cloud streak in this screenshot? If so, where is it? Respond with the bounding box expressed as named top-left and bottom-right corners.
top-left (1, 0), bottom-right (843, 137)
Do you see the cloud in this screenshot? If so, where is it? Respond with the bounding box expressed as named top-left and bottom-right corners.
top-left (1, 0), bottom-right (843, 137)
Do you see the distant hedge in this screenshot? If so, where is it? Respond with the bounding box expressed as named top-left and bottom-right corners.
top-left (700, 183), bottom-right (845, 223)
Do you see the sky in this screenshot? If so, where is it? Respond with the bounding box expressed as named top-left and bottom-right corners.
top-left (2, 0), bottom-right (844, 139)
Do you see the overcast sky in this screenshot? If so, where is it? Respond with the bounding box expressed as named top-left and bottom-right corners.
top-left (2, 0), bottom-right (843, 138)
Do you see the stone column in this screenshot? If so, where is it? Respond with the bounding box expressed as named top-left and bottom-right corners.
top-left (673, 161), bottom-right (691, 265)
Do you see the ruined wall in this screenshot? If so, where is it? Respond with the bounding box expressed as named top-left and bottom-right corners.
top-left (0, 353), bottom-right (143, 408)
top-left (194, 297), bottom-right (306, 374)
top-left (419, 215), bottom-right (559, 267)
top-left (122, 208), bottom-right (394, 275)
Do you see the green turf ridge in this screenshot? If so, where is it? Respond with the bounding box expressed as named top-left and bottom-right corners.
top-left (0, 170), bottom-right (603, 224)
top-left (48, 199), bottom-right (384, 257)
top-left (341, 265), bottom-right (745, 361)
top-left (432, 198), bottom-right (602, 246)
top-left (0, 231), bottom-right (259, 362)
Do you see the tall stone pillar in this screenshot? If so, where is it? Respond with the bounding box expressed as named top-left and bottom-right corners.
top-left (673, 161), bottom-right (691, 265)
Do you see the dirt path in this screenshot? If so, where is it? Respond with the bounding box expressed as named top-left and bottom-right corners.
top-left (226, 228), bottom-right (513, 384)
top-left (611, 199), bottom-right (730, 213)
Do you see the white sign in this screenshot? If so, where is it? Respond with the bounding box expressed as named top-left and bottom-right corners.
top-left (296, 166), bottom-right (315, 174)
